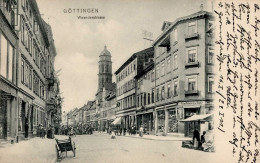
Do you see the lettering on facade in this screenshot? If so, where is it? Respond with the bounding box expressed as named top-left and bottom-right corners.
top-left (180, 101), bottom-right (205, 105)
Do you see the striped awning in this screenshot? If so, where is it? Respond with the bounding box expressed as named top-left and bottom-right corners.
top-left (180, 114), bottom-right (213, 122)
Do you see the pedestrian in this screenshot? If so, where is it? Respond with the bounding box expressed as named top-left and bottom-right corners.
top-left (119, 128), bottom-right (122, 136)
top-left (123, 128), bottom-right (126, 136)
top-left (200, 131), bottom-right (206, 150)
top-left (139, 125), bottom-right (144, 137)
top-left (193, 127), bottom-right (200, 149)
top-left (133, 126), bottom-right (136, 135)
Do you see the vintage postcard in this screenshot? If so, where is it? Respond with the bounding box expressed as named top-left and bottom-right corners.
top-left (0, 0), bottom-right (259, 162)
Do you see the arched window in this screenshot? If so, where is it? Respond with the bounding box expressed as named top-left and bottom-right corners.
top-left (106, 64), bottom-right (109, 72)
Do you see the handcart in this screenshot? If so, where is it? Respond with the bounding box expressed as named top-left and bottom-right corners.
top-left (55, 137), bottom-right (76, 160)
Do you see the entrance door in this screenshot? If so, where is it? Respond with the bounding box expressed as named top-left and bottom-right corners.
top-left (0, 99), bottom-right (7, 139)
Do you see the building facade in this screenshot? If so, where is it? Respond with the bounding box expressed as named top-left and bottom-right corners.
top-left (0, 0), bottom-right (19, 141)
top-left (115, 47), bottom-right (154, 130)
top-left (0, 0), bottom-right (60, 142)
top-left (135, 59), bottom-right (155, 134)
top-left (153, 10), bottom-right (214, 136)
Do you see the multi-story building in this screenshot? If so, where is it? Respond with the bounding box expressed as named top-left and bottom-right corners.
top-left (104, 88), bottom-right (117, 129)
top-left (99, 83), bottom-right (116, 131)
top-left (0, 0), bottom-right (18, 141)
top-left (88, 101), bottom-right (97, 130)
top-left (83, 101), bottom-right (94, 124)
top-left (153, 10), bottom-right (214, 136)
top-left (115, 47), bottom-right (154, 130)
top-left (67, 108), bottom-right (78, 126)
top-left (134, 59), bottom-right (155, 134)
top-left (44, 21), bottom-right (61, 130)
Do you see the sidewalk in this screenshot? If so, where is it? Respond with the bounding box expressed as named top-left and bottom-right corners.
top-left (0, 137), bottom-right (57, 163)
top-left (125, 134), bottom-right (192, 141)
top-left (98, 132), bottom-right (192, 141)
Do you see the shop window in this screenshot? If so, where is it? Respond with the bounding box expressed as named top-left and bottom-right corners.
top-left (168, 109), bottom-right (178, 133)
top-left (157, 110), bottom-right (165, 132)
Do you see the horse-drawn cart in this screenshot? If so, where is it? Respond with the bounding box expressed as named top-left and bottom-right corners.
top-left (55, 137), bottom-right (76, 160)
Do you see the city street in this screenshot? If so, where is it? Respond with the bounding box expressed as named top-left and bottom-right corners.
top-left (0, 133), bottom-right (219, 163)
top-left (58, 133), bottom-right (217, 163)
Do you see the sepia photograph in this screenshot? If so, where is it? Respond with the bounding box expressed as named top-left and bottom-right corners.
top-left (0, 0), bottom-right (259, 162)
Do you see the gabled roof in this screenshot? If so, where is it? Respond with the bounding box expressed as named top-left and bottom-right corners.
top-left (153, 10), bottom-right (213, 46)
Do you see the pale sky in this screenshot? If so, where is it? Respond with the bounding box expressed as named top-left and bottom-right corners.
top-left (36, 0), bottom-right (211, 113)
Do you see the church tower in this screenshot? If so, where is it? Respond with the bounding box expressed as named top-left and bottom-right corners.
top-left (98, 45), bottom-right (112, 91)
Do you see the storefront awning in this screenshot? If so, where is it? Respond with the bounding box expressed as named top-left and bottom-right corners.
top-left (180, 114), bottom-right (213, 122)
top-left (112, 117), bottom-right (121, 125)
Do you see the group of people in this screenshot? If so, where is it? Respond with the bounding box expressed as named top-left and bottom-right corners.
top-left (193, 128), bottom-right (207, 150)
top-left (59, 125), bottom-right (94, 136)
top-left (109, 125), bottom-right (138, 136)
top-left (37, 124), bottom-right (55, 139)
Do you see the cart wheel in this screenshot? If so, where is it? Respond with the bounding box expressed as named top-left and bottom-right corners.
top-left (55, 144), bottom-right (59, 160)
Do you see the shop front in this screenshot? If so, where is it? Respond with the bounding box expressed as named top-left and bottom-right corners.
top-left (167, 109), bottom-right (178, 133)
top-left (136, 108), bottom-right (154, 134)
top-left (0, 81), bottom-right (18, 141)
top-left (181, 114), bottom-right (213, 137)
top-left (0, 98), bottom-right (7, 140)
top-left (157, 110), bottom-right (165, 133)
top-left (100, 119), bottom-right (107, 132)
top-left (119, 111), bottom-right (135, 130)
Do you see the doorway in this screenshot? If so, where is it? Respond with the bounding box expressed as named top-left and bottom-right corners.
top-left (0, 99), bottom-right (7, 139)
